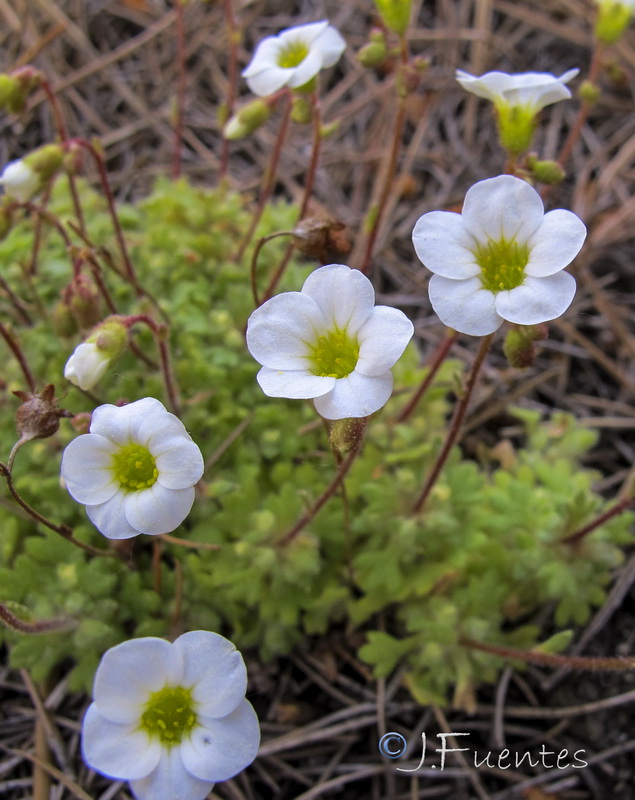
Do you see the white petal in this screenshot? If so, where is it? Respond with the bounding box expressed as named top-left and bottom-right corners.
top-left (90, 398), bottom-right (167, 445)
top-left (256, 367), bottom-right (335, 399)
top-left (314, 25), bottom-right (346, 67)
top-left (245, 65), bottom-right (293, 96)
top-left (246, 292), bottom-right (323, 370)
top-left (287, 46), bottom-right (324, 88)
top-left (278, 20), bottom-right (330, 46)
top-left (155, 441), bottom-right (204, 490)
top-left (461, 175), bottom-right (544, 243)
top-left (455, 69), bottom-right (513, 102)
top-left (124, 483), bottom-right (195, 535)
top-left (525, 209), bottom-right (586, 277)
top-left (93, 637), bottom-right (184, 722)
top-left (174, 631), bottom-right (247, 718)
top-left (301, 265), bottom-right (375, 334)
top-left (494, 272), bottom-right (576, 325)
top-left (86, 492), bottom-right (141, 539)
top-left (313, 371), bottom-right (393, 419)
top-left (428, 274), bottom-right (502, 336)
top-left (356, 306), bottom-right (414, 376)
top-left (81, 704), bottom-right (161, 780)
top-left (61, 434), bottom-right (118, 505)
top-left (241, 36), bottom-right (283, 77)
top-left (181, 700), bottom-right (260, 783)
top-left (137, 411), bottom-right (192, 452)
top-left (412, 211), bottom-right (479, 279)
top-left (129, 748), bottom-right (213, 800)
top-left (0, 159), bottom-right (39, 202)
top-left (64, 343), bottom-right (109, 390)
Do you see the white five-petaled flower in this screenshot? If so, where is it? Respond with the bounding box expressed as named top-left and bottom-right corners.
top-left (82, 631), bottom-right (260, 800)
top-left (61, 397), bottom-right (204, 539)
top-left (242, 20), bottom-right (346, 97)
top-left (246, 264), bottom-right (414, 420)
top-left (0, 159), bottom-right (39, 202)
top-left (412, 175), bottom-right (587, 336)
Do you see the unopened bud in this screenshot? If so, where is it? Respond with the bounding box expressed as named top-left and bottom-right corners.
top-left (373, 0), bottom-right (412, 35)
top-left (329, 417), bottom-right (367, 455)
top-left (291, 95), bottom-right (312, 124)
top-left (357, 37), bottom-right (388, 68)
top-left (62, 274), bottom-right (103, 330)
top-left (223, 99), bottom-right (271, 140)
top-left (64, 316), bottom-right (128, 391)
top-left (578, 80), bottom-right (601, 106)
top-left (503, 324), bottom-right (548, 368)
top-left (595, 0), bottom-right (632, 44)
top-left (525, 155), bottom-right (565, 185)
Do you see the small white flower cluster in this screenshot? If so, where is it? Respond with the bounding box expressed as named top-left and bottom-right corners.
top-left (82, 631), bottom-right (260, 800)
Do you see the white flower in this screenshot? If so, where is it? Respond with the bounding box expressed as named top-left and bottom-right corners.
top-left (242, 20), bottom-right (346, 97)
top-left (246, 264), bottom-right (414, 420)
top-left (0, 158), bottom-right (39, 202)
top-left (64, 342), bottom-right (111, 390)
top-left (61, 397), bottom-right (204, 539)
top-left (82, 631), bottom-right (260, 800)
top-left (455, 68), bottom-right (579, 113)
top-left (412, 175), bottom-right (587, 336)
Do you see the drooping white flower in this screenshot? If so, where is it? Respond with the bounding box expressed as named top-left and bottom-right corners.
top-left (412, 175), bottom-right (586, 336)
top-left (61, 397), bottom-right (204, 539)
top-left (456, 68), bottom-right (578, 154)
top-left (0, 159), bottom-right (39, 202)
top-left (64, 343), bottom-right (111, 390)
top-left (456, 68), bottom-right (579, 112)
top-left (64, 317), bottom-right (129, 391)
top-left (246, 264), bottom-right (414, 420)
top-left (242, 20), bottom-right (346, 97)
top-left (82, 631), bottom-right (260, 800)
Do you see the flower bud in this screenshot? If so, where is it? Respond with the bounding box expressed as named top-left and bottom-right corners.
top-left (578, 80), bottom-right (601, 106)
top-left (503, 324), bottom-right (548, 368)
top-left (62, 274), bottom-right (103, 330)
top-left (14, 385), bottom-right (70, 441)
top-left (223, 99), bottom-right (271, 140)
top-left (0, 74), bottom-right (19, 111)
top-left (0, 159), bottom-right (40, 203)
top-left (525, 155), bottom-right (565, 185)
top-left (291, 95), bottom-right (312, 124)
top-left (357, 31), bottom-right (388, 68)
top-left (595, 0), bottom-right (632, 44)
top-left (329, 417), bottom-right (367, 455)
top-left (373, 0), bottom-right (412, 35)
top-left (64, 317), bottom-right (128, 390)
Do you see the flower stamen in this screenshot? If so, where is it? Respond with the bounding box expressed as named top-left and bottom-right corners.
top-left (140, 685), bottom-right (198, 747)
top-left (474, 237), bottom-right (529, 293)
top-left (112, 444), bottom-right (159, 492)
top-left (309, 329), bottom-right (360, 378)
top-left (276, 40), bottom-right (309, 68)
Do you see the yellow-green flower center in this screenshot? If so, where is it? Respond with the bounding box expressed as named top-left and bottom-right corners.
top-left (309, 329), bottom-right (360, 379)
top-left (112, 444), bottom-right (158, 492)
top-left (475, 236), bottom-right (529, 293)
top-left (140, 685), bottom-right (198, 747)
top-left (277, 39), bottom-right (309, 68)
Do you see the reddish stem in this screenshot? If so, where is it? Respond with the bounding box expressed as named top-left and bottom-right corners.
top-left (0, 321), bottom-right (36, 392)
top-left (395, 331), bottom-right (458, 423)
top-left (559, 494), bottom-right (633, 546)
top-left (412, 334), bottom-right (492, 514)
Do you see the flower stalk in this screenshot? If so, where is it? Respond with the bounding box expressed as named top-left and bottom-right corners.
top-left (412, 333), bottom-right (493, 514)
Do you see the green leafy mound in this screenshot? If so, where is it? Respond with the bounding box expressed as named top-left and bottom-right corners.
top-left (0, 178), bottom-right (630, 702)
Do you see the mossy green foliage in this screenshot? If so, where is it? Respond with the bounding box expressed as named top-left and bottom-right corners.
top-left (0, 178), bottom-right (630, 703)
